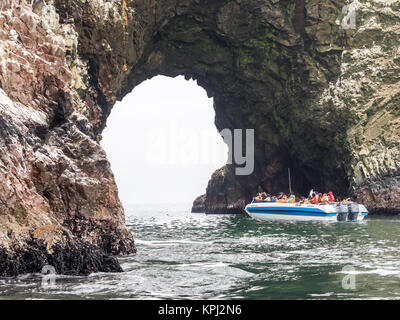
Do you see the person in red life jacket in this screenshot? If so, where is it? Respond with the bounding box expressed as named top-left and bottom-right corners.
top-left (312, 192), bottom-right (319, 205)
top-left (328, 192), bottom-right (335, 202)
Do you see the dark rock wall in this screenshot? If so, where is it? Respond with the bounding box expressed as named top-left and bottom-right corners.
top-left (57, 0), bottom-right (400, 214)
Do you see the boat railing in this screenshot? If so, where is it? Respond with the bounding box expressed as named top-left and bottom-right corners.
top-left (251, 200), bottom-right (339, 206)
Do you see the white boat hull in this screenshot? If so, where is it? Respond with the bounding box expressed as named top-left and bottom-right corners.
top-left (245, 202), bottom-right (368, 222)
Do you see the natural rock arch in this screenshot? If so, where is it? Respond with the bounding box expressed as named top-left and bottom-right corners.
top-left (60, 0), bottom-right (353, 209)
top-left (0, 0), bottom-right (399, 275)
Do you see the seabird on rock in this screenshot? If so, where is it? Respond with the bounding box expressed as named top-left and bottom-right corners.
top-left (31, 0), bottom-right (46, 6)
top-left (10, 29), bottom-right (22, 44)
top-left (32, 0), bottom-right (47, 13)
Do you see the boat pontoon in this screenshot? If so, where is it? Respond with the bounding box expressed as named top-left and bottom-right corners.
top-left (245, 201), bottom-right (368, 222)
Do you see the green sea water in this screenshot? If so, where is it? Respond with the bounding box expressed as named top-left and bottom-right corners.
top-left (1, 203), bottom-right (400, 299)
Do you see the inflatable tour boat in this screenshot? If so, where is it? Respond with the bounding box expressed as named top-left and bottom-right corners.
top-left (245, 202), bottom-right (368, 222)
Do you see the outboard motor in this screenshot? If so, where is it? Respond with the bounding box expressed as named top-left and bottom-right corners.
top-left (337, 203), bottom-right (349, 221)
top-left (348, 204), bottom-right (360, 221)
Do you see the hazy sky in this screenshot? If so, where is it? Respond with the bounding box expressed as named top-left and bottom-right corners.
top-left (101, 75), bottom-right (228, 205)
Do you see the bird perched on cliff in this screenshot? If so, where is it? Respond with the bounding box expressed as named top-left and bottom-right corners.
top-left (9, 29), bottom-right (22, 44)
top-left (31, 0), bottom-right (47, 13)
top-left (31, 0), bottom-right (46, 6)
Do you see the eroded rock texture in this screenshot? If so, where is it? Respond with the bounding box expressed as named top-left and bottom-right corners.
top-left (0, 0), bottom-right (134, 276)
top-left (0, 0), bottom-right (399, 275)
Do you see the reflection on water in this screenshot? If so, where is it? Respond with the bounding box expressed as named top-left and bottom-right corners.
top-left (1, 203), bottom-right (400, 299)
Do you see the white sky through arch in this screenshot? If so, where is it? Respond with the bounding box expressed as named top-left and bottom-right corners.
top-left (101, 75), bottom-right (228, 206)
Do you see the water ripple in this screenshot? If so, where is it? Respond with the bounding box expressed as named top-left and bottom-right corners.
top-left (1, 204), bottom-right (400, 299)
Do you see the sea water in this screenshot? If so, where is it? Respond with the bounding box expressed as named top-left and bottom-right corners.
top-left (0, 203), bottom-right (399, 299)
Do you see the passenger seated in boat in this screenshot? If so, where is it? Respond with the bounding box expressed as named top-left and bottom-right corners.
top-left (342, 197), bottom-right (353, 203)
top-left (278, 194), bottom-right (287, 203)
top-left (328, 192), bottom-right (335, 202)
top-left (287, 195), bottom-right (296, 203)
top-left (253, 193), bottom-right (263, 202)
top-left (303, 197), bottom-right (311, 204)
top-left (320, 193), bottom-right (330, 204)
top-left (312, 192), bottom-right (319, 205)
top-left (265, 194), bottom-right (272, 202)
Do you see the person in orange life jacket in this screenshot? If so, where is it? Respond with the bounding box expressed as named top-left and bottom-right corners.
top-left (276, 192), bottom-right (285, 203)
top-left (328, 192), bottom-right (335, 202)
top-left (288, 195), bottom-right (296, 203)
top-left (279, 194), bottom-right (288, 203)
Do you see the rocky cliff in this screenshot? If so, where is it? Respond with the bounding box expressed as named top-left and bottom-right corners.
top-left (188, 0), bottom-right (400, 215)
top-left (0, 0), bottom-right (399, 275)
top-left (0, 0), bottom-right (135, 276)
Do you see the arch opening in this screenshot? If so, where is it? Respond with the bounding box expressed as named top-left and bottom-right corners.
top-left (101, 75), bottom-right (228, 206)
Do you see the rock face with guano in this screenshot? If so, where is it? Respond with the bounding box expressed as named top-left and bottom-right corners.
top-left (0, 0), bottom-right (399, 275)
